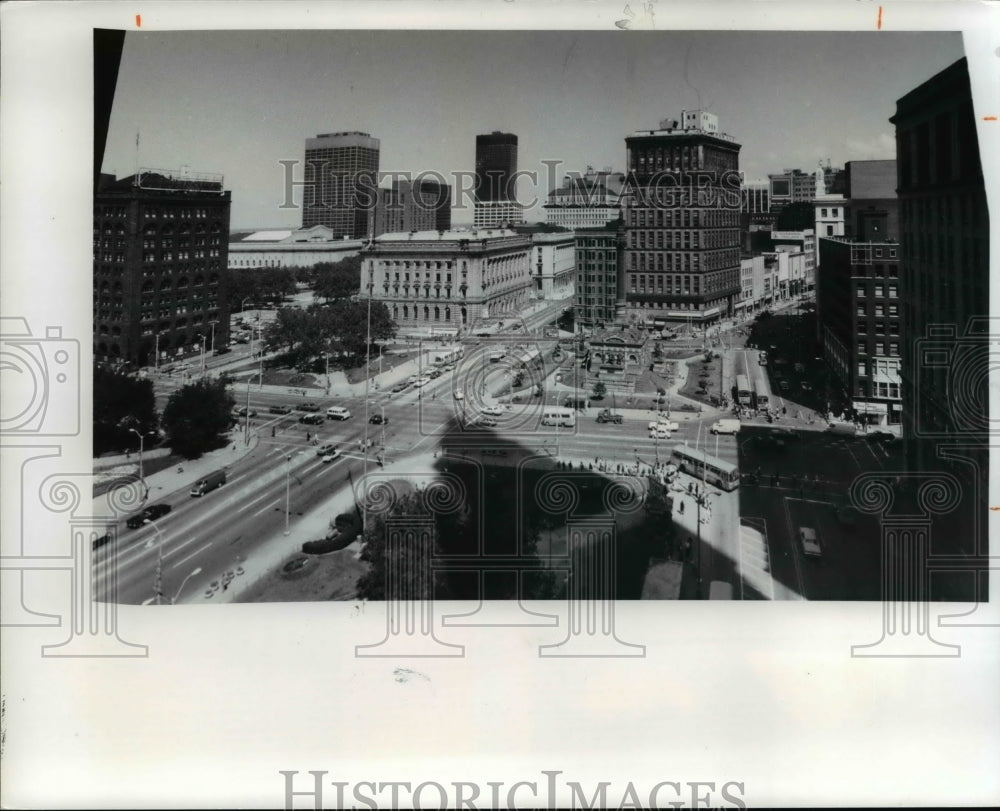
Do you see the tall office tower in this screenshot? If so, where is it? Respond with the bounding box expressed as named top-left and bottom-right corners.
top-left (302, 131), bottom-right (380, 239)
top-left (621, 110), bottom-right (742, 327)
top-left (475, 131), bottom-right (518, 202)
top-left (94, 168), bottom-right (231, 368)
top-left (892, 58), bottom-right (989, 486)
top-left (415, 178), bottom-right (452, 231)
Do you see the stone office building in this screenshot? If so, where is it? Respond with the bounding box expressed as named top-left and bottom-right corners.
top-left (360, 229), bottom-right (532, 334)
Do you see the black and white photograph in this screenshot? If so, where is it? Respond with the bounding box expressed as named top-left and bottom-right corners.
top-left (2, 1), bottom-right (998, 808)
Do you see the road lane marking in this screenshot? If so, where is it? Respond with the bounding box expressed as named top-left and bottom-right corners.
top-left (251, 498), bottom-right (280, 518)
top-left (170, 541), bottom-right (214, 570)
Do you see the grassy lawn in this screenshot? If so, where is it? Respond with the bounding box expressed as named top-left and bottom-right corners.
top-left (679, 356), bottom-right (722, 405)
top-left (344, 347), bottom-right (416, 384)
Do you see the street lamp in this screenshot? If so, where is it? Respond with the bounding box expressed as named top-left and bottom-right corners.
top-left (128, 427), bottom-right (147, 496)
top-left (241, 296), bottom-right (251, 317)
top-left (142, 566), bottom-right (202, 606)
top-left (244, 370), bottom-right (263, 445)
top-left (284, 453), bottom-right (292, 536)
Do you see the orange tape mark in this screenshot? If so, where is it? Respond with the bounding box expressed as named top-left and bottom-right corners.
top-left (877, 6), bottom-right (882, 29)
top-left (136, 14), bottom-right (141, 27)
top-left (984, 116), bottom-right (998, 121)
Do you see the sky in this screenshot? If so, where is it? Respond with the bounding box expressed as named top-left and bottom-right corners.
top-left (101, 29), bottom-right (966, 229)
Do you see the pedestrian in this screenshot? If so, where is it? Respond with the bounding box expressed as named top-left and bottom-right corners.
top-left (679, 501), bottom-right (685, 515)
top-left (126, 450), bottom-right (131, 461)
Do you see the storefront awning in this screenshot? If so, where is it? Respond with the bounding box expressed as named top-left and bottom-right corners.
top-left (853, 401), bottom-right (888, 414)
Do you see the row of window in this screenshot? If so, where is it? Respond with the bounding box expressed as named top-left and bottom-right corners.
top-left (629, 228), bottom-right (739, 250)
top-left (856, 284), bottom-right (899, 298)
top-left (144, 207), bottom-right (216, 220)
top-left (858, 343), bottom-right (900, 357)
top-left (627, 208), bottom-right (739, 228)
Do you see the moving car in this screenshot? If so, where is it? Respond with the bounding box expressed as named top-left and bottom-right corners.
top-left (777, 380), bottom-right (790, 392)
top-left (269, 405), bottom-right (293, 415)
top-left (478, 416), bottom-right (499, 427)
top-left (325, 406), bottom-right (352, 420)
top-left (453, 389), bottom-right (465, 401)
top-left (297, 403), bottom-right (321, 412)
top-left (866, 430), bottom-right (896, 444)
top-left (126, 503), bottom-right (172, 529)
top-left (235, 406), bottom-right (257, 417)
top-left (649, 425), bottom-right (670, 439)
top-left (710, 419), bottom-right (741, 435)
top-left (298, 413), bottom-right (324, 425)
top-left (413, 376), bottom-right (431, 388)
top-left (316, 443), bottom-right (338, 457)
top-left (369, 413), bottom-right (388, 425)
top-left (321, 450), bottom-right (341, 462)
top-left (391, 381), bottom-right (410, 393)
top-left (657, 419), bottom-right (680, 432)
top-left (799, 527), bottom-right (822, 557)
top-left (481, 405), bottom-right (505, 417)
top-left (427, 369), bottom-right (442, 380)
top-left (800, 381), bottom-right (813, 391)
top-left (190, 470), bottom-right (226, 497)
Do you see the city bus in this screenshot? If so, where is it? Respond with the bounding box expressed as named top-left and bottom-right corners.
top-left (671, 445), bottom-right (740, 491)
top-left (541, 407), bottom-right (576, 427)
top-left (736, 374), bottom-right (752, 408)
top-left (754, 380), bottom-right (770, 413)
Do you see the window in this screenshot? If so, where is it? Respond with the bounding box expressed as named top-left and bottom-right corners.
top-left (821, 208), bottom-right (828, 217)
top-left (832, 208), bottom-right (839, 217)
top-left (889, 343), bottom-right (899, 357)
top-left (827, 225), bottom-right (834, 236)
top-left (874, 284), bottom-right (884, 297)
top-left (857, 285), bottom-right (866, 298)
top-left (888, 285), bottom-right (898, 298)
top-left (889, 304), bottom-right (899, 316)
top-left (858, 343), bottom-right (867, 356)
top-left (889, 248), bottom-right (897, 258)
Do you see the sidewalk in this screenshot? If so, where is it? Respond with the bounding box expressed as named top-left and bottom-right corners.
top-left (91, 430), bottom-right (260, 521)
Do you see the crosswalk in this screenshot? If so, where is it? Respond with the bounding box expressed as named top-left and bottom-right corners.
top-left (737, 518), bottom-right (773, 600)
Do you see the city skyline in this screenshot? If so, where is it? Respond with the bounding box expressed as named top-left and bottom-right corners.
top-left (100, 29), bottom-right (965, 229)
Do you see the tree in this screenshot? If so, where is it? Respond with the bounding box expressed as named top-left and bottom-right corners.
top-left (161, 376), bottom-right (236, 459)
top-left (312, 255), bottom-right (362, 302)
top-left (592, 380), bottom-right (607, 401)
top-left (93, 367), bottom-right (159, 455)
top-left (356, 491), bottom-right (443, 601)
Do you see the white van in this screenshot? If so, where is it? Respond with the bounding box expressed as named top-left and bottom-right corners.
top-left (541, 407), bottom-right (576, 427)
top-left (325, 406), bottom-right (352, 421)
top-left (710, 419), bottom-right (741, 435)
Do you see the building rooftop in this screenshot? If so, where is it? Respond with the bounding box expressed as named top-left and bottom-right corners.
top-left (373, 228), bottom-right (520, 243)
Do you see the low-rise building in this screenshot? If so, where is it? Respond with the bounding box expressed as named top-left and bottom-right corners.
top-left (228, 225), bottom-right (363, 269)
top-left (360, 228), bottom-right (532, 334)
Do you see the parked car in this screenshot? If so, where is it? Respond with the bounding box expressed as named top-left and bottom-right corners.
top-left (369, 413), bottom-right (388, 425)
top-left (126, 503), bottom-right (172, 529)
top-left (213, 346), bottom-right (231, 356)
top-left (777, 380), bottom-right (790, 392)
top-left (479, 416), bottom-right (499, 427)
top-left (299, 413), bottom-right (324, 425)
top-left (235, 407), bottom-right (257, 418)
top-left (799, 526), bottom-right (822, 557)
top-left (269, 405), bottom-right (293, 415)
top-left (413, 376), bottom-right (431, 388)
top-left (391, 381), bottom-right (410, 393)
top-left (427, 369), bottom-right (442, 380)
top-left (866, 430), bottom-right (896, 444)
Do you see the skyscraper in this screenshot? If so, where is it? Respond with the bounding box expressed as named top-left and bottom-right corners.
top-left (475, 131), bottom-right (518, 202)
top-left (621, 110), bottom-right (742, 326)
top-left (474, 131), bottom-right (523, 228)
top-left (302, 131), bottom-right (380, 239)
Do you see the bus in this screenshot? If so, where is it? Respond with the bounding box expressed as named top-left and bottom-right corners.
top-left (736, 374), bottom-right (752, 407)
top-left (541, 407), bottom-right (576, 427)
top-left (671, 445), bottom-right (740, 491)
top-left (754, 380), bottom-right (770, 413)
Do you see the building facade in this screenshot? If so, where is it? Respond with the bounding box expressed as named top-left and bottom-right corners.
top-left (892, 58), bottom-right (990, 477)
top-left (530, 232), bottom-right (577, 301)
top-left (543, 167), bottom-right (625, 229)
top-left (768, 169), bottom-right (816, 212)
top-left (94, 169), bottom-right (231, 367)
top-left (574, 226), bottom-right (622, 328)
top-left (360, 229), bottom-right (532, 334)
top-left (622, 110), bottom-right (742, 326)
top-left (374, 179), bottom-right (452, 237)
top-left (473, 200), bottom-right (525, 229)
top-left (475, 131), bottom-right (518, 203)
top-left (302, 131), bottom-right (380, 238)
top-left (817, 237), bottom-right (902, 425)
top-left (843, 159), bottom-right (899, 242)
top-left (228, 226), bottom-right (362, 269)
top-left (770, 230), bottom-right (816, 292)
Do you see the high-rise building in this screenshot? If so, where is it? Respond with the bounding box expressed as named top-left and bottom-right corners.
top-left (768, 168), bottom-right (817, 212)
top-left (621, 110), bottom-right (742, 326)
top-left (892, 58), bottom-right (989, 482)
top-left (94, 168), bottom-right (231, 368)
top-left (302, 131), bottom-right (380, 239)
top-left (374, 179), bottom-right (452, 236)
top-left (475, 131), bottom-right (518, 202)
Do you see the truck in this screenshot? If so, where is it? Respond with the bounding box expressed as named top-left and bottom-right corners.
top-left (710, 418), bottom-right (742, 435)
top-left (596, 408), bottom-right (623, 424)
top-left (190, 469), bottom-right (226, 497)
